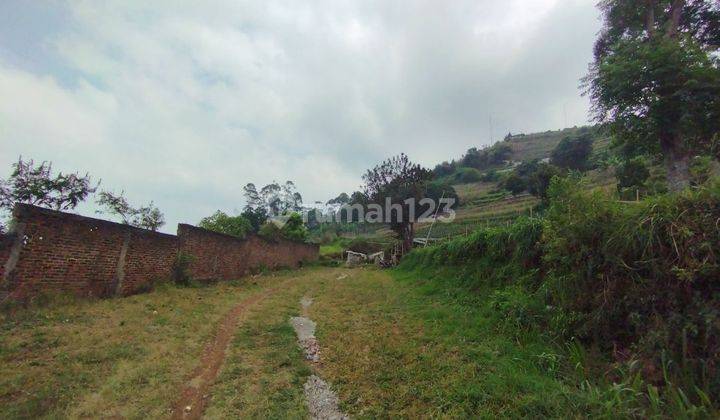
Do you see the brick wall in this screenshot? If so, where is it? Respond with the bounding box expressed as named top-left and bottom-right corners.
top-left (1, 204), bottom-right (178, 299)
top-left (178, 224), bottom-right (319, 281)
top-left (0, 204), bottom-right (318, 302)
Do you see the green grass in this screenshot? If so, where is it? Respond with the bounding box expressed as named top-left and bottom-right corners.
top-left (204, 277), bottom-right (312, 418)
top-left (306, 267), bottom-right (592, 417)
top-left (0, 276), bottom-right (291, 419)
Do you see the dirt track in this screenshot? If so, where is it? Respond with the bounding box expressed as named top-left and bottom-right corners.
top-left (169, 285), bottom-right (280, 419)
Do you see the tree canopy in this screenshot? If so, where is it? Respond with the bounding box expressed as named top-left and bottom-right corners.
top-left (550, 133), bottom-right (594, 171)
top-left (0, 157), bottom-right (98, 214)
top-left (198, 210), bottom-right (252, 238)
top-left (585, 0), bottom-right (720, 190)
top-left (362, 153), bottom-right (434, 251)
top-left (96, 190), bottom-right (165, 231)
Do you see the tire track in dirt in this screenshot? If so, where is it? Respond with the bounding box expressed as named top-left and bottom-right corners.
top-left (169, 284), bottom-right (281, 419)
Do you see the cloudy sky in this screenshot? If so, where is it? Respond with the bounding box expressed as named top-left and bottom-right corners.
top-left (0, 0), bottom-right (601, 232)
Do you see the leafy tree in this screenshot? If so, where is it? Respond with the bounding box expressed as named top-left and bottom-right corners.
top-left (198, 210), bottom-right (251, 238)
top-left (585, 0), bottom-right (720, 190)
top-left (527, 163), bottom-right (563, 202)
top-left (454, 167), bottom-right (482, 184)
top-left (433, 161), bottom-right (456, 177)
top-left (244, 180), bottom-right (303, 216)
top-left (0, 157), bottom-right (98, 215)
top-left (258, 221), bottom-right (283, 241)
top-left (241, 207), bottom-right (268, 233)
top-left (362, 153), bottom-right (433, 251)
top-left (504, 173), bottom-right (527, 195)
top-left (616, 157), bottom-right (651, 189)
top-left (96, 190), bottom-right (165, 231)
top-left (481, 169), bottom-right (500, 182)
top-left (550, 133), bottom-right (594, 171)
top-left (280, 212), bottom-right (308, 242)
top-left (460, 143), bottom-right (512, 171)
top-left (326, 192), bottom-right (350, 206)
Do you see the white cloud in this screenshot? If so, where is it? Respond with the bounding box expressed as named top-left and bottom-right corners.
top-left (0, 0), bottom-right (601, 232)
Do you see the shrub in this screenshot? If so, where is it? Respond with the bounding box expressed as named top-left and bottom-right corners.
top-left (453, 167), bottom-right (482, 184)
top-left (543, 177), bottom-right (720, 396)
top-left (258, 222), bottom-right (283, 241)
top-left (171, 252), bottom-right (194, 287)
top-left (615, 157), bottom-right (650, 190)
top-left (504, 173), bottom-right (526, 195)
top-left (198, 210), bottom-right (252, 238)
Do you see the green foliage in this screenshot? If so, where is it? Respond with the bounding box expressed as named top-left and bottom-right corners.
top-left (689, 155), bottom-right (715, 186)
top-left (586, 1), bottom-right (720, 189)
top-left (345, 237), bottom-right (382, 255)
top-left (615, 157), bottom-right (650, 189)
top-left (550, 133), bottom-right (594, 171)
top-left (504, 161), bottom-right (563, 201)
top-left (171, 252), bottom-right (194, 287)
top-left (543, 176), bottom-right (720, 400)
top-left (240, 207), bottom-right (268, 233)
top-left (199, 210), bottom-right (251, 238)
top-left (280, 213), bottom-right (307, 242)
top-left (453, 167), bottom-right (482, 184)
top-left (527, 163), bottom-right (563, 202)
top-left (96, 190), bottom-right (165, 231)
top-left (258, 222), bottom-right (283, 241)
top-left (461, 143), bottom-right (512, 171)
top-left (0, 157), bottom-right (98, 216)
top-left (424, 179), bottom-right (460, 209)
top-left (400, 176), bottom-right (720, 412)
top-left (400, 217), bottom-right (543, 289)
top-left (480, 169), bottom-right (500, 182)
top-left (258, 213), bottom-right (308, 242)
top-left (503, 173), bottom-right (526, 195)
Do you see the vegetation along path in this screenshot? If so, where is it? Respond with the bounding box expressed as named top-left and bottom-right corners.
top-left (1, 265), bottom-right (674, 418)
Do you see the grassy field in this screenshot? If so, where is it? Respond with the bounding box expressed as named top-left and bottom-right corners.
top-left (3, 265), bottom-right (680, 418)
top-left (0, 274), bottom-right (293, 418)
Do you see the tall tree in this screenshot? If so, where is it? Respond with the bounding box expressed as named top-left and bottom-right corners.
top-left (550, 133), bottom-right (595, 171)
top-left (585, 0), bottom-right (720, 190)
top-left (244, 181), bottom-right (303, 216)
top-left (362, 153), bottom-right (433, 252)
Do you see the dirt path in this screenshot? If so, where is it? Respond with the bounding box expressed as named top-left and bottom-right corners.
top-left (169, 285), bottom-right (280, 419)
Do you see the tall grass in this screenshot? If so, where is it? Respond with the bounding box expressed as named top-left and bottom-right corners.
top-left (398, 177), bottom-right (720, 416)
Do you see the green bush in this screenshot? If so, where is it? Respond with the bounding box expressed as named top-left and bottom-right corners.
top-left (171, 252), bottom-right (194, 287)
top-left (400, 176), bottom-right (720, 408)
top-left (453, 167), bottom-right (483, 183)
top-left (543, 177), bottom-right (720, 397)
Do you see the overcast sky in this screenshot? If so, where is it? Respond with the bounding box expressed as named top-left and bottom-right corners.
top-left (0, 0), bottom-right (601, 232)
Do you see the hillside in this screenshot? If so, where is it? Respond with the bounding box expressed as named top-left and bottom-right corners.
top-left (414, 126), bottom-right (614, 240)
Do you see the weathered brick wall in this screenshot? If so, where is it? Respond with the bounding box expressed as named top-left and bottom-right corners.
top-left (2, 204), bottom-right (178, 300)
top-left (0, 232), bottom-right (15, 282)
top-left (0, 204), bottom-right (318, 301)
top-left (178, 224), bottom-right (318, 281)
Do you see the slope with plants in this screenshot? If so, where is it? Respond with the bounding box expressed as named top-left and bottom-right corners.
top-left (398, 177), bottom-right (720, 416)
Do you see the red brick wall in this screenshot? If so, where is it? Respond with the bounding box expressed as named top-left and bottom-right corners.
top-left (177, 224), bottom-right (318, 281)
top-left (1, 204), bottom-right (318, 301)
top-left (4, 204), bottom-right (178, 299)
top-left (0, 232), bottom-right (15, 284)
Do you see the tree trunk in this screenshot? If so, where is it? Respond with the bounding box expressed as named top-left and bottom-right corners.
top-left (401, 222), bottom-right (414, 254)
top-left (645, 0), bottom-right (656, 36)
top-left (666, 0), bottom-right (685, 38)
top-left (662, 134), bottom-right (691, 192)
